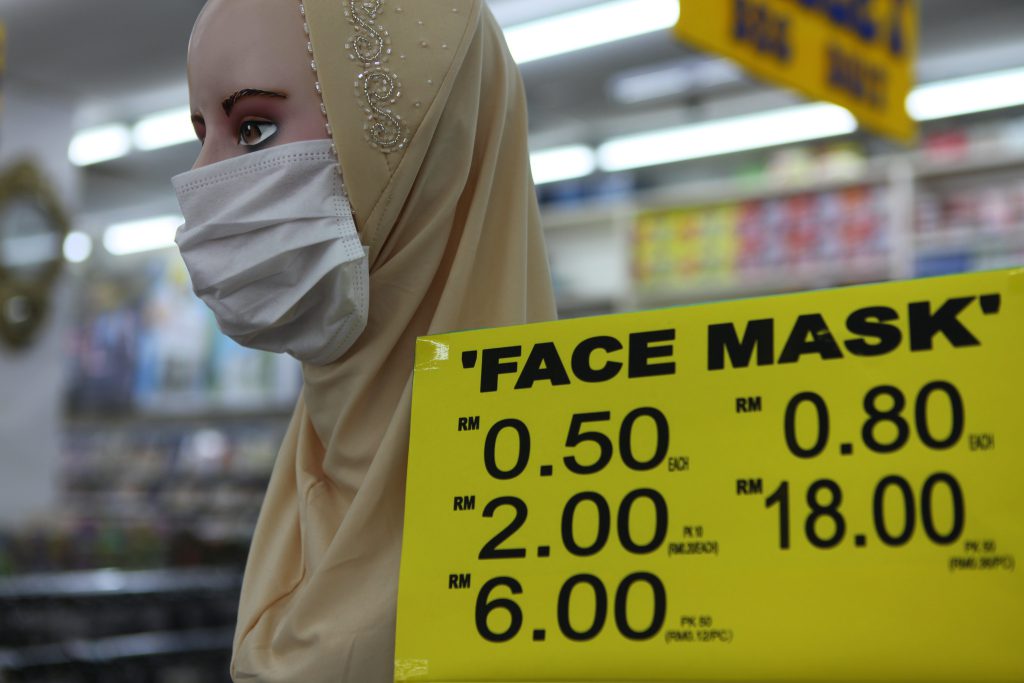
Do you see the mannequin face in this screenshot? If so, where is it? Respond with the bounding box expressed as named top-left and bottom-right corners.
top-left (187, 0), bottom-right (329, 169)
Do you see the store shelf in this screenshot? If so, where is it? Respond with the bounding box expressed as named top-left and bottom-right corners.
top-left (65, 406), bottom-right (294, 430)
top-left (0, 567), bottom-right (241, 601)
top-left (542, 163), bottom-right (892, 232)
top-left (634, 258), bottom-right (891, 309)
top-left (638, 163), bottom-right (891, 211)
top-left (0, 627), bottom-right (234, 670)
top-left (913, 142), bottom-right (1024, 179)
top-left (915, 224), bottom-right (1024, 254)
top-left (0, 567), bottom-right (240, 679)
top-left (554, 294), bottom-right (621, 318)
top-left (542, 203), bottom-right (635, 232)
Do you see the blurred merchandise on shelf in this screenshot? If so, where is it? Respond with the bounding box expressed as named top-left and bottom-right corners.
top-left (916, 179), bottom-right (1024, 237)
top-left (0, 418), bottom-right (284, 577)
top-left (66, 421), bottom-right (281, 546)
top-left (919, 129), bottom-right (971, 164)
top-left (634, 186), bottom-right (889, 291)
top-left (912, 127), bottom-right (1024, 277)
top-left (920, 119), bottom-right (1024, 164)
top-left (66, 256), bottom-right (301, 416)
top-left (762, 142), bottom-right (870, 186)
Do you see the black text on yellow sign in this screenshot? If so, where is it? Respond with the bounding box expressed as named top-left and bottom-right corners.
top-left (674, 0), bottom-right (917, 143)
top-left (396, 269), bottom-right (1023, 682)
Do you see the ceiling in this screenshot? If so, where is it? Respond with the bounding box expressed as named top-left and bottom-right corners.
top-left (2, 0), bottom-right (1023, 224)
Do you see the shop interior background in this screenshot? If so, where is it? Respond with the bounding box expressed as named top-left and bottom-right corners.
top-left (0, 0), bottom-right (1022, 680)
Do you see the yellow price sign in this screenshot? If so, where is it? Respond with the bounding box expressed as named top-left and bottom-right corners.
top-left (396, 269), bottom-right (1023, 682)
top-left (675, 0), bottom-right (917, 143)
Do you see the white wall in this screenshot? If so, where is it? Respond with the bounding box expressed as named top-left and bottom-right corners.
top-left (0, 84), bottom-right (78, 528)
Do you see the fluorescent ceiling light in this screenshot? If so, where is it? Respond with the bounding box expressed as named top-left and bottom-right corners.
top-left (103, 215), bottom-right (182, 256)
top-left (907, 67), bottom-right (1024, 121)
top-left (597, 102), bottom-right (858, 172)
top-left (531, 145), bottom-right (597, 184)
top-left (68, 124), bottom-right (132, 167)
top-left (505, 0), bottom-right (678, 64)
top-left (133, 106), bottom-right (196, 151)
top-left (63, 232), bottom-right (94, 264)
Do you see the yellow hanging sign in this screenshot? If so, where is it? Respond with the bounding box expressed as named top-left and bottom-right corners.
top-left (675, 0), bottom-right (917, 143)
top-left (396, 269), bottom-right (1024, 682)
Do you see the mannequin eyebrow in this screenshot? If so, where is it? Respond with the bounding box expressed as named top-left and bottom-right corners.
top-left (222, 89), bottom-right (287, 115)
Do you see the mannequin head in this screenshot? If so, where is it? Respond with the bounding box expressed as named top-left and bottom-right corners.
top-left (187, 0), bottom-right (329, 169)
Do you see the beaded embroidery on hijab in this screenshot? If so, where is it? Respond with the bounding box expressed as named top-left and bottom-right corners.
top-left (298, 2), bottom-right (336, 152)
top-left (299, 0), bottom-right (409, 152)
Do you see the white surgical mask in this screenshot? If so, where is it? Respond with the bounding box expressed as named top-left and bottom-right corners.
top-left (172, 139), bottom-right (368, 366)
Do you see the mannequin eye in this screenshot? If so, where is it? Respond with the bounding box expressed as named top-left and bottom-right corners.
top-left (238, 120), bottom-right (278, 147)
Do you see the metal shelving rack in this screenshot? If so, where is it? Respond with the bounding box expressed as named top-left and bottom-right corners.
top-left (0, 567), bottom-right (241, 681)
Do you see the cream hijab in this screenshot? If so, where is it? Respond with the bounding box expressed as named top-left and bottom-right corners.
top-left (230, 1), bottom-right (556, 680)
